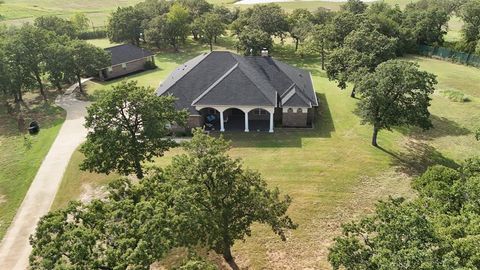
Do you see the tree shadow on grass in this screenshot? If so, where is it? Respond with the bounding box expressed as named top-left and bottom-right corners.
top-left (396, 115), bottom-right (471, 140)
top-left (225, 93), bottom-right (335, 148)
top-left (0, 90), bottom-right (65, 138)
top-left (378, 140), bottom-right (459, 176)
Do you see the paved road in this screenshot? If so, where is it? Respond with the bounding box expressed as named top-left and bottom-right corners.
top-left (0, 83), bottom-right (90, 269)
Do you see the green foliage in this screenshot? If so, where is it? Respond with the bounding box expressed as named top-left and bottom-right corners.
top-left (355, 60), bottom-right (437, 146)
top-left (70, 12), bottom-right (90, 32)
top-left (232, 3), bottom-right (288, 39)
top-left (65, 39), bottom-right (111, 92)
top-left (329, 158), bottom-right (480, 269)
top-left (107, 6), bottom-right (143, 45)
top-left (0, 29), bottom-right (30, 102)
top-left (5, 24), bottom-right (53, 101)
top-left (340, 0), bottom-right (368, 15)
top-left (30, 177), bottom-right (176, 269)
top-left (145, 4), bottom-right (191, 51)
top-left (439, 89), bottom-right (471, 102)
top-left (403, 1), bottom-right (450, 46)
top-left (475, 128), bottom-right (480, 141)
top-left (325, 25), bottom-right (397, 92)
top-left (193, 12), bottom-right (226, 51)
top-left (288, 9), bottom-right (314, 51)
top-left (458, 0), bottom-right (480, 53)
top-left (237, 28), bottom-right (273, 56)
top-left (163, 129), bottom-right (297, 268)
top-left (32, 130), bottom-right (295, 269)
top-left (34, 15), bottom-right (77, 38)
top-left (175, 255), bottom-right (217, 270)
top-left (80, 81), bottom-right (188, 179)
top-left (44, 36), bottom-right (73, 90)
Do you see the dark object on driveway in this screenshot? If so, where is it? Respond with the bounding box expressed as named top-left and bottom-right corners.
top-left (28, 121), bottom-right (40, 135)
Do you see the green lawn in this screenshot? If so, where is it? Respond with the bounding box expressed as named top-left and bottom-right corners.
top-left (51, 37), bottom-right (480, 268)
top-left (0, 93), bottom-right (65, 240)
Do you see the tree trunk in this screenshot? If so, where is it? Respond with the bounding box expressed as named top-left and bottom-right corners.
top-left (77, 74), bottom-right (83, 93)
top-left (210, 39), bottom-right (213, 52)
top-left (214, 35), bottom-right (217, 44)
top-left (17, 87), bottom-right (23, 102)
top-left (321, 40), bottom-right (325, 70)
top-left (13, 91), bottom-right (19, 103)
top-left (372, 127), bottom-right (379, 147)
top-left (35, 72), bottom-right (47, 102)
top-left (134, 159), bottom-right (144, 179)
top-left (223, 246), bottom-right (239, 270)
top-left (295, 39), bottom-right (299, 51)
top-left (350, 85), bottom-right (356, 98)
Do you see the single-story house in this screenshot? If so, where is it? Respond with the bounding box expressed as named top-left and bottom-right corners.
top-left (99, 44), bottom-right (155, 81)
top-left (157, 50), bottom-right (318, 133)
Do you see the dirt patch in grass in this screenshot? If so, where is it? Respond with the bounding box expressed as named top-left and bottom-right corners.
top-left (78, 184), bottom-right (108, 204)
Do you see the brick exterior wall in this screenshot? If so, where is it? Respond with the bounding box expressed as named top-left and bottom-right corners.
top-left (282, 108), bottom-right (308, 127)
top-left (99, 57), bottom-right (150, 80)
top-left (188, 115), bottom-right (204, 129)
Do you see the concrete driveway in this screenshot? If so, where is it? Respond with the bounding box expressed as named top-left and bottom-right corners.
top-left (0, 85), bottom-right (90, 269)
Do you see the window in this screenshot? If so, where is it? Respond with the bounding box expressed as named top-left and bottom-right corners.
top-left (287, 108), bottom-right (293, 113)
top-left (297, 108), bottom-right (303, 113)
top-left (253, 109), bottom-right (267, 115)
top-left (122, 63), bottom-right (127, 69)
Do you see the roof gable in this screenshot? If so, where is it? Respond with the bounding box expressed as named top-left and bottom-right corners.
top-left (281, 85), bottom-right (311, 107)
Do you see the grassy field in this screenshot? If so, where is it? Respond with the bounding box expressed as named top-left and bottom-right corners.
top-left (1, 0), bottom-right (423, 26)
top-left (51, 36), bottom-right (480, 268)
top-left (0, 92), bottom-right (65, 240)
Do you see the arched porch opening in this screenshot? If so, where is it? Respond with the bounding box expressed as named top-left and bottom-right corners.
top-left (248, 108), bottom-right (272, 132)
top-left (199, 107), bottom-right (221, 131)
top-left (223, 108), bottom-right (246, 132)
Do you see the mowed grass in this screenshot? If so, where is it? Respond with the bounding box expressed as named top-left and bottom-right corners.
top-left (0, 94), bottom-right (65, 240)
top-left (52, 37), bottom-right (480, 268)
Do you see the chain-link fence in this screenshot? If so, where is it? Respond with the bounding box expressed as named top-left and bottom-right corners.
top-left (417, 45), bottom-right (480, 68)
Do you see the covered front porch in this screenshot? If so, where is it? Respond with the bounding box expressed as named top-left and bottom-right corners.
top-left (196, 106), bottom-right (275, 133)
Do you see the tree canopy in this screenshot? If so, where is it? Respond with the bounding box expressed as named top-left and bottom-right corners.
top-left (194, 12), bottom-right (226, 51)
top-left (326, 26), bottom-right (397, 97)
top-left (80, 81), bottom-right (188, 179)
top-left (107, 6), bottom-right (143, 45)
top-left (236, 27), bottom-right (273, 56)
top-left (32, 130), bottom-right (296, 269)
top-left (329, 158), bottom-right (480, 269)
top-left (164, 129), bottom-right (297, 269)
top-left (354, 60), bottom-right (437, 146)
top-left (34, 16), bottom-right (78, 38)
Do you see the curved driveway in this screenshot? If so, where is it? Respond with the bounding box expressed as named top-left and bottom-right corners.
top-left (0, 88), bottom-right (90, 269)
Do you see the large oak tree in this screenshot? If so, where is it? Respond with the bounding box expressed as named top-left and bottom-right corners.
top-left (354, 60), bottom-right (436, 147)
top-left (164, 129), bottom-right (297, 269)
top-left (80, 81), bottom-right (188, 179)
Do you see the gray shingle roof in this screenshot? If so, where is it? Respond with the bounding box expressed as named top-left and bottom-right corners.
top-left (281, 85), bottom-right (312, 107)
top-left (105, 44), bottom-right (154, 66)
top-left (156, 51), bottom-right (317, 115)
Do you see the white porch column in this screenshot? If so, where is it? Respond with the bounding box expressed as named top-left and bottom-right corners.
top-left (244, 111), bottom-right (249, 132)
top-left (269, 110), bottom-right (274, 133)
top-left (220, 109), bottom-right (225, 132)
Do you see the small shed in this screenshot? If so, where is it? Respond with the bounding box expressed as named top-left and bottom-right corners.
top-left (99, 44), bottom-right (155, 80)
